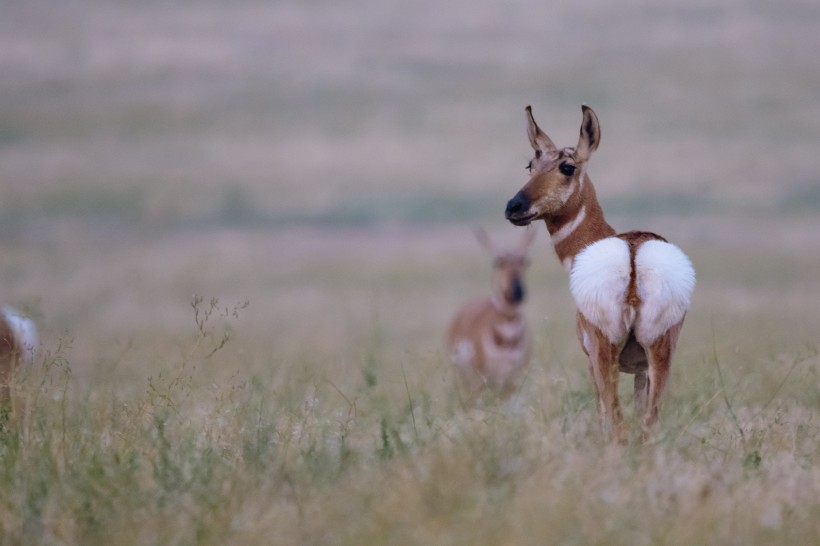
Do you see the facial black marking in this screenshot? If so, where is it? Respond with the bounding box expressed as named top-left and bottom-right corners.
top-left (510, 277), bottom-right (525, 304)
top-left (526, 160), bottom-right (532, 173)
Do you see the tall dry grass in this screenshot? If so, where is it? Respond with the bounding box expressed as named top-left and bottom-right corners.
top-left (2, 296), bottom-right (819, 544)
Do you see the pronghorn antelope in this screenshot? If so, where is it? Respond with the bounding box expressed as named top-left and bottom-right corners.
top-left (0, 306), bottom-right (37, 409)
top-left (446, 227), bottom-right (536, 398)
top-left (505, 105), bottom-right (695, 442)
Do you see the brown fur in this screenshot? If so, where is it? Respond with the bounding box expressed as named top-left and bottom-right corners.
top-left (506, 105), bottom-right (690, 442)
top-left (447, 299), bottom-right (531, 396)
top-left (616, 231), bottom-right (668, 308)
top-left (551, 176), bottom-right (616, 263)
top-left (446, 229), bottom-right (535, 399)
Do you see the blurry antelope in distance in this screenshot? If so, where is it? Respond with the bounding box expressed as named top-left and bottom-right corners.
top-left (0, 306), bottom-right (37, 411)
top-left (505, 105), bottom-right (695, 443)
top-left (446, 227), bottom-right (536, 399)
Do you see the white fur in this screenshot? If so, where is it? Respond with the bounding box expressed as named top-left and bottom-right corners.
top-left (569, 237), bottom-right (632, 342)
top-left (494, 320), bottom-right (525, 342)
top-left (576, 165), bottom-right (587, 191)
top-left (582, 330), bottom-right (592, 355)
top-left (451, 339), bottom-right (475, 367)
top-left (569, 237), bottom-right (695, 346)
top-left (634, 240), bottom-right (695, 344)
top-left (551, 205), bottom-right (586, 247)
top-left (2, 306), bottom-right (37, 365)
top-left (559, 178), bottom-right (578, 206)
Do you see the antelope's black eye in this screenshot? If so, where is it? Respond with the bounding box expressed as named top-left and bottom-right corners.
top-left (558, 162), bottom-right (576, 176)
top-left (535, 150), bottom-right (542, 159)
top-left (526, 160), bottom-right (532, 173)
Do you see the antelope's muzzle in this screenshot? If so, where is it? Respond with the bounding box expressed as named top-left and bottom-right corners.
top-left (509, 277), bottom-right (525, 304)
top-left (505, 191), bottom-right (534, 226)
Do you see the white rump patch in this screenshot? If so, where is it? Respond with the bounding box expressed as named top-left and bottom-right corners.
top-left (2, 306), bottom-right (38, 364)
top-left (451, 339), bottom-right (475, 367)
top-left (634, 240), bottom-right (695, 344)
top-left (569, 238), bottom-right (632, 342)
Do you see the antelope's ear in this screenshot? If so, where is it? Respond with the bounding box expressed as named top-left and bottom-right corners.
top-left (526, 106), bottom-right (557, 153)
top-left (575, 105), bottom-right (601, 163)
top-left (473, 227), bottom-right (495, 255)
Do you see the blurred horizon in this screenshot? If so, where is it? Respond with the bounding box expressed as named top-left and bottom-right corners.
top-left (3, 0), bottom-right (819, 230)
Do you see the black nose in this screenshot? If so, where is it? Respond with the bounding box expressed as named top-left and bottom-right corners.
top-left (505, 191), bottom-right (531, 220)
top-left (510, 278), bottom-right (525, 304)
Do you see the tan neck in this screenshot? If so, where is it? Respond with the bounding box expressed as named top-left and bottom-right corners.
top-left (544, 174), bottom-right (615, 272)
top-left (490, 294), bottom-right (522, 319)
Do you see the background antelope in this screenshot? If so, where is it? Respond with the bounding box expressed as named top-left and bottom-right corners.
top-left (0, 306), bottom-right (37, 410)
top-left (505, 105), bottom-right (695, 442)
top-left (446, 227), bottom-right (536, 398)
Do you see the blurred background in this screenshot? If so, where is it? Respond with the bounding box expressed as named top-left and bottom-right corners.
top-left (2, 0), bottom-right (819, 378)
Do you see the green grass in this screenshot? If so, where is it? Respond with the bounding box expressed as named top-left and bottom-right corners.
top-left (3, 299), bottom-right (820, 545)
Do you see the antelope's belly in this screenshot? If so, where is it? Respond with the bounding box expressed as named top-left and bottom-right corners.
top-left (480, 333), bottom-right (530, 387)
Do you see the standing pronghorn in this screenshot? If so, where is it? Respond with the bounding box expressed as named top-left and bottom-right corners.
top-left (0, 306), bottom-right (37, 409)
top-left (446, 228), bottom-right (536, 398)
top-left (505, 105), bottom-right (695, 442)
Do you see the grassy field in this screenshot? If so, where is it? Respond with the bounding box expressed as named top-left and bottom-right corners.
top-left (2, 0), bottom-right (820, 544)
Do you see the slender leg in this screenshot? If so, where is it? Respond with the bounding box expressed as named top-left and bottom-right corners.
top-left (641, 319), bottom-right (684, 438)
top-left (634, 372), bottom-right (648, 416)
top-left (596, 340), bottom-right (626, 444)
top-left (579, 314), bottom-right (625, 444)
top-left (576, 313), bottom-right (601, 404)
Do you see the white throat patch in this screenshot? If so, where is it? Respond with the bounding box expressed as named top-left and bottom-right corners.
top-left (551, 205), bottom-right (587, 247)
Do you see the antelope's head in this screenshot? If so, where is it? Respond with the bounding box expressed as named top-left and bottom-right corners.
top-left (505, 105), bottom-right (600, 226)
top-left (476, 227), bottom-right (536, 307)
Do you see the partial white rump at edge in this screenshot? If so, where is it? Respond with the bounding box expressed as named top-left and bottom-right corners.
top-left (569, 237), bottom-right (632, 342)
top-left (634, 240), bottom-right (696, 344)
top-left (2, 306), bottom-right (38, 365)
